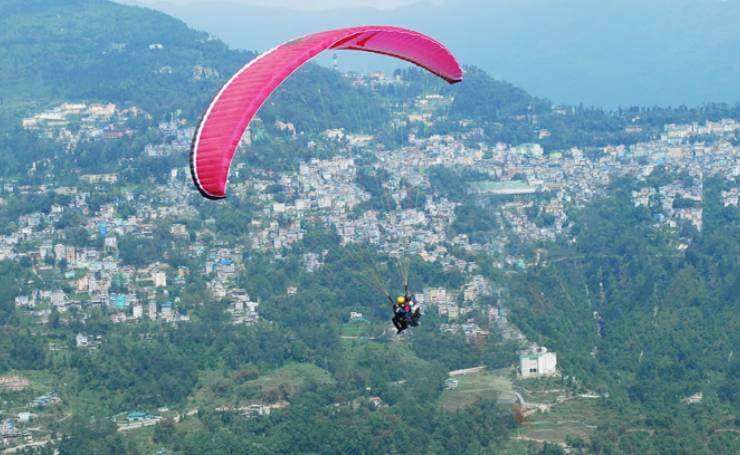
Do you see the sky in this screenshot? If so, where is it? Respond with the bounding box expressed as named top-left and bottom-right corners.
top-left (120, 0), bottom-right (740, 108)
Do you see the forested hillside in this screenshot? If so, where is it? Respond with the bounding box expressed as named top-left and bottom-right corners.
top-left (0, 0), bottom-right (387, 130)
top-left (508, 175), bottom-right (739, 453)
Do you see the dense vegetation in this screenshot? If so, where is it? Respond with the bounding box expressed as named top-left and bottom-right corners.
top-left (0, 0), bottom-right (387, 131)
top-left (507, 176), bottom-right (739, 453)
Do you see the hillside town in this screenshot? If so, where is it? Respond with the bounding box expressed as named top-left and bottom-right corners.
top-left (2, 79), bottom-right (738, 334)
top-left (1, 73), bottom-right (738, 450)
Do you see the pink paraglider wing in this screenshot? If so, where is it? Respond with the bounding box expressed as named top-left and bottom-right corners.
top-left (191, 26), bottom-right (463, 199)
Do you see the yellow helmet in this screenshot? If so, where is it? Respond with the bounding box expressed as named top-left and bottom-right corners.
top-left (396, 296), bottom-right (406, 304)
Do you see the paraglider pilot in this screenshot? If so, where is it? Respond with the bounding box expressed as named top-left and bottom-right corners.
top-left (389, 288), bottom-right (421, 334)
top-left (391, 295), bottom-right (409, 334)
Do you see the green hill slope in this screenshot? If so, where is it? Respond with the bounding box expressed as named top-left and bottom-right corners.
top-left (507, 176), bottom-right (739, 453)
top-left (0, 0), bottom-right (387, 131)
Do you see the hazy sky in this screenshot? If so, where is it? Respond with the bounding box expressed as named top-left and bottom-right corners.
top-left (124, 0), bottom-right (436, 10)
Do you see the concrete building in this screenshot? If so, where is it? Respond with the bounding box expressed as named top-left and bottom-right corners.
top-left (161, 301), bottom-right (173, 319)
top-left (152, 270), bottom-right (167, 288)
top-left (76, 333), bottom-right (89, 348)
top-left (50, 290), bottom-right (66, 307)
top-left (519, 347), bottom-right (557, 378)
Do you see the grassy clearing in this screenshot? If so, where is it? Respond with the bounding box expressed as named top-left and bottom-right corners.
top-left (519, 397), bottom-right (607, 444)
top-left (514, 377), bottom-right (569, 404)
top-left (189, 362), bottom-right (334, 409)
top-left (120, 425), bottom-right (156, 451)
top-left (340, 323), bottom-right (368, 337)
top-left (438, 368), bottom-right (517, 412)
top-left (495, 438), bottom-right (548, 454)
top-left (244, 362), bottom-right (334, 396)
top-left (340, 331), bottom-right (396, 359)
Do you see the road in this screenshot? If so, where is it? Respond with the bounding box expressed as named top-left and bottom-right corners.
top-left (117, 418), bottom-right (161, 432)
top-left (2, 438), bottom-right (56, 454)
top-left (449, 366), bottom-right (486, 376)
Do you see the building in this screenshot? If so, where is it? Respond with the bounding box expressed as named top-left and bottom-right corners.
top-left (170, 224), bottom-right (187, 237)
top-left (127, 412), bottom-right (150, 422)
top-left (76, 333), bottom-right (89, 347)
top-left (80, 173), bottom-right (118, 184)
top-left (51, 290), bottom-right (66, 307)
top-left (160, 301), bottom-right (173, 319)
top-left (0, 419), bottom-right (15, 435)
top-left (148, 300), bottom-right (157, 320)
top-left (152, 270), bottom-right (167, 288)
top-left (519, 347), bottom-right (558, 378)
top-left (423, 287), bottom-right (454, 306)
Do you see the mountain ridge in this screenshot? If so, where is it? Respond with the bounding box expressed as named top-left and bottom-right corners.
top-left (123, 0), bottom-right (740, 107)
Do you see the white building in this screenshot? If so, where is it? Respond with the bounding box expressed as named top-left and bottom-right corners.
top-left (76, 333), bottom-right (89, 348)
top-left (148, 300), bottom-right (157, 320)
top-left (423, 287), bottom-right (454, 306)
top-left (152, 270), bottom-right (167, 288)
top-left (519, 347), bottom-right (558, 378)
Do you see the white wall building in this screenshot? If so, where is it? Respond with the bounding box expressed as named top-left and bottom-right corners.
top-left (76, 333), bottom-right (89, 348)
top-left (519, 347), bottom-right (558, 378)
top-left (152, 270), bottom-right (167, 288)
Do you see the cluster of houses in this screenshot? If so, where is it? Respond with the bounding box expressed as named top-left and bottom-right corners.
top-left (0, 418), bottom-right (29, 445)
top-left (225, 289), bottom-right (260, 325)
top-left (250, 115), bottom-right (737, 260)
top-left (6, 95), bottom-right (733, 335)
top-left (215, 401), bottom-right (289, 418)
top-left (0, 389), bottom-right (59, 447)
top-left (632, 178), bottom-right (704, 231)
top-left (1, 179), bottom-right (256, 327)
top-left (3, 75), bottom-right (737, 341)
top-left (21, 102), bottom-right (148, 144)
top-left (144, 117), bottom-right (195, 157)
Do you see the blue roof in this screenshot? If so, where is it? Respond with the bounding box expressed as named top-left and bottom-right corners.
top-left (114, 294), bottom-right (127, 309)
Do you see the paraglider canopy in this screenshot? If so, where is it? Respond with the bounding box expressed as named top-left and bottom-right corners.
top-left (191, 25), bottom-right (463, 199)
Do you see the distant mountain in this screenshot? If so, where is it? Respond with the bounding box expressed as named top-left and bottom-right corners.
top-left (125, 0), bottom-right (740, 107)
top-left (0, 0), bottom-right (388, 131)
